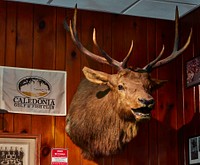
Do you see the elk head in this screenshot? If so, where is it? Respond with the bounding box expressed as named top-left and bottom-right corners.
top-left (64, 5), bottom-right (192, 159)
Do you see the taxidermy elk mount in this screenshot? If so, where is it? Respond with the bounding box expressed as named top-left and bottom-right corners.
top-left (64, 5), bottom-right (192, 160)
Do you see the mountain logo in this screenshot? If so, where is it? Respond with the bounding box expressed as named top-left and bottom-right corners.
top-left (17, 76), bottom-right (51, 98)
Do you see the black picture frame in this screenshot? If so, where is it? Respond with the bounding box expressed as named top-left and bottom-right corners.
top-left (189, 136), bottom-right (200, 164)
top-left (186, 56), bottom-right (200, 87)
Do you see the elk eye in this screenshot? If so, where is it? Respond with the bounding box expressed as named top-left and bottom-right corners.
top-left (118, 85), bottom-right (124, 90)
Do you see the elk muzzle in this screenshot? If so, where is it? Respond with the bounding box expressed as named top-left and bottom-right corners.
top-left (138, 98), bottom-right (155, 108)
top-left (131, 98), bottom-right (155, 120)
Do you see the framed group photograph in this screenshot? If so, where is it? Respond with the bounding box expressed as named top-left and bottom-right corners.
top-left (189, 136), bottom-right (200, 164)
top-left (186, 56), bottom-right (200, 87)
top-left (0, 133), bottom-right (41, 165)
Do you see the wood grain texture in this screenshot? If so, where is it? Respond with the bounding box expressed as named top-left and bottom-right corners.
top-left (14, 2), bottom-right (33, 134)
top-left (54, 8), bottom-right (66, 149)
top-left (32, 4), bottom-right (56, 165)
top-left (0, 1), bottom-right (199, 165)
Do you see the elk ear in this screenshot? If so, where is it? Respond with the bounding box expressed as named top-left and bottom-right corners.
top-left (152, 79), bottom-right (168, 90)
top-left (83, 67), bottom-right (110, 85)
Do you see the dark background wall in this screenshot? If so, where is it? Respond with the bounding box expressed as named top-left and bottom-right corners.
top-left (0, 1), bottom-right (199, 165)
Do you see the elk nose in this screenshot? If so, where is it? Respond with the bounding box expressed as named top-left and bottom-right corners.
top-left (138, 98), bottom-right (155, 108)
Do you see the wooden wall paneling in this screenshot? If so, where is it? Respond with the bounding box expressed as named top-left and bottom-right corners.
top-left (15, 3), bottom-right (33, 68)
top-left (33, 5), bottom-right (56, 69)
top-left (178, 12), bottom-right (196, 165)
top-left (0, 1), bottom-right (6, 65)
top-left (54, 8), bottom-right (67, 149)
top-left (182, 18), bottom-right (196, 130)
top-left (156, 19), bottom-right (179, 165)
top-left (4, 1), bottom-right (17, 133)
top-left (32, 5), bottom-right (57, 164)
top-left (2, 1), bottom-right (200, 164)
top-left (5, 2), bottom-right (16, 67)
top-left (80, 10), bottom-right (104, 165)
top-left (168, 20), bottom-right (179, 165)
top-left (176, 13), bottom-right (196, 164)
top-left (155, 20), bottom-right (167, 164)
top-left (176, 22), bottom-right (187, 165)
top-left (111, 14), bottom-right (135, 67)
top-left (182, 11), bottom-right (196, 164)
top-left (80, 10), bottom-right (104, 72)
top-left (0, 1), bottom-right (6, 132)
top-left (176, 15), bottom-right (195, 165)
top-left (181, 9), bottom-right (196, 130)
top-left (65, 8), bottom-right (82, 165)
top-left (13, 3), bottom-right (33, 134)
top-left (176, 57), bottom-right (185, 165)
top-left (147, 18), bottom-right (159, 165)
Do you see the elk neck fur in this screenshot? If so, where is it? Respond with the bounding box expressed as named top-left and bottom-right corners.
top-left (65, 68), bottom-right (162, 159)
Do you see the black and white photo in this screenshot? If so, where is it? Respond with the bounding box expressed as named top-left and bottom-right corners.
top-left (0, 134), bottom-right (40, 165)
top-left (189, 136), bottom-right (200, 164)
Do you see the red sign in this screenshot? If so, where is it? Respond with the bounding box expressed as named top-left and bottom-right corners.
top-left (51, 148), bottom-right (68, 165)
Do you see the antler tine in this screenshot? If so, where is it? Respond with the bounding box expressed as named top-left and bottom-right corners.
top-left (93, 28), bottom-right (134, 70)
top-left (64, 5), bottom-right (111, 66)
top-left (93, 28), bottom-right (124, 70)
top-left (143, 6), bottom-right (192, 72)
top-left (121, 40), bottom-right (134, 68)
top-left (64, 5), bottom-right (134, 71)
top-left (143, 45), bottom-right (165, 72)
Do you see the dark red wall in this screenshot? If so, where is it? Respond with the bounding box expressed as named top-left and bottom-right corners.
top-left (0, 1), bottom-right (199, 165)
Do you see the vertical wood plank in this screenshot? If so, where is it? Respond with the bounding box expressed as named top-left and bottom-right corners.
top-left (13, 3), bottom-right (33, 133)
top-left (54, 8), bottom-right (66, 149)
top-left (156, 19), bottom-right (178, 165)
top-left (4, 1), bottom-right (17, 133)
top-left (177, 13), bottom-right (194, 165)
top-left (32, 5), bottom-right (57, 165)
top-left (80, 11), bottom-right (104, 72)
top-left (0, 1), bottom-right (6, 132)
top-left (5, 2), bottom-right (16, 67)
top-left (15, 3), bottom-right (33, 68)
top-left (0, 1), bottom-right (6, 65)
top-left (33, 5), bottom-right (56, 70)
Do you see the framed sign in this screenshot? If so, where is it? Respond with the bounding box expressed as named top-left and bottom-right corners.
top-left (0, 133), bottom-right (41, 165)
top-left (186, 56), bottom-right (200, 87)
top-left (51, 148), bottom-right (68, 165)
top-left (189, 136), bottom-right (200, 164)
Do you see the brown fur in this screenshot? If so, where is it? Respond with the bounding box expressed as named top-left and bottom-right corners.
top-left (65, 6), bottom-right (191, 160)
top-left (66, 68), bottom-right (165, 159)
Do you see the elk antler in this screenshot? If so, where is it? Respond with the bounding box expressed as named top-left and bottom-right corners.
top-left (143, 6), bottom-right (192, 72)
top-left (64, 4), bottom-right (133, 71)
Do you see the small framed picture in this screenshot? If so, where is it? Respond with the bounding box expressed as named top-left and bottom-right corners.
top-left (0, 133), bottom-right (41, 165)
top-left (186, 56), bottom-right (200, 87)
top-left (189, 136), bottom-right (200, 164)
